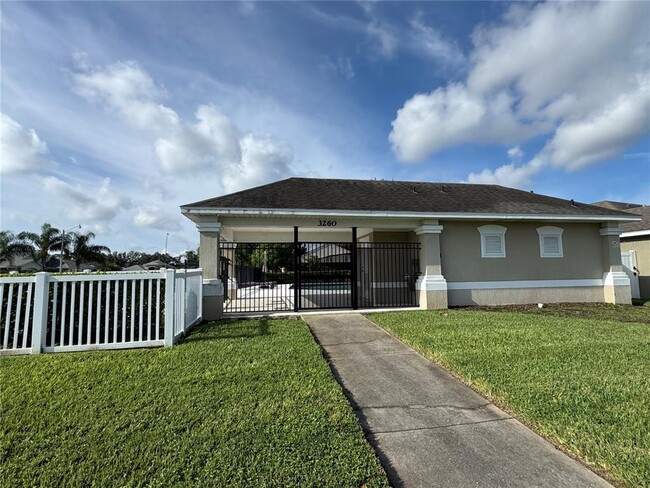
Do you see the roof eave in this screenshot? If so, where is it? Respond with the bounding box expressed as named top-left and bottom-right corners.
top-left (180, 206), bottom-right (642, 222)
top-left (620, 229), bottom-right (650, 238)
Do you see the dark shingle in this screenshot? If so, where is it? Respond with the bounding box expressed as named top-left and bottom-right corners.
top-left (182, 177), bottom-right (637, 217)
top-left (619, 207), bottom-right (649, 232)
top-left (591, 200), bottom-right (643, 211)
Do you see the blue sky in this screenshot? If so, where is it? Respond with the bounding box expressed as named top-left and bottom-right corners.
top-left (1, 1), bottom-right (649, 254)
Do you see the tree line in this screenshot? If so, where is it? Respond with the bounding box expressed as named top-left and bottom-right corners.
top-left (1, 223), bottom-right (198, 272)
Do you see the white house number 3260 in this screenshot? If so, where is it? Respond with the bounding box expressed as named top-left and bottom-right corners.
top-left (318, 220), bottom-right (337, 227)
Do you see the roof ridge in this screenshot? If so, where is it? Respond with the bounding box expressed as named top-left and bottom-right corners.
top-left (288, 176), bottom-right (498, 187)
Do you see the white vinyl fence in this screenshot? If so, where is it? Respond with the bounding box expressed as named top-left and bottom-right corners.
top-left (0, 269), bottom-right (202, 356)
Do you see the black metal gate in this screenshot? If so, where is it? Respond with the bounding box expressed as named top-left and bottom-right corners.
top-left (220, 242), bottom-right (295, 313)
top-left (298, 242), bottom-right (353, 310)
top-left (220, 233), bottom-right (419, 314)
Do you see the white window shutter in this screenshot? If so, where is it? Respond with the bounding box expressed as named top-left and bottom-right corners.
top-left (484, 235), bottom-right (503, 255)
top-left (543, 236), bottom-right (560, 255)
top-left (537, 226), bottom-right (564, 257)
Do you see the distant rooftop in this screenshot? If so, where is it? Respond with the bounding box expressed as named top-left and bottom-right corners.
top-left (592, 200), bottom-right (649, 233)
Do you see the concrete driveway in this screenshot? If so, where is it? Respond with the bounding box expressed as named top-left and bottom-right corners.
top-left (304, 313), bottom-right (611, 488)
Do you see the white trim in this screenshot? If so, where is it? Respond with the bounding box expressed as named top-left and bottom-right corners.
top-left (599, 227), bottom-right (623, 236)
top-left (181, 207), bottom-right (642, 222)
top-left (603, 271), bottom-right (630, 287)
top-left (478, 225), bottom-right (507, 258)
top-left (0, 348), bottom-right (32, 357)
top-left (43, 340), bottom-right (165, 353)
top-left (416, 275), bottom-right (447, 291)
top-left (447, 279), bottom-right (604, 290)
top-left (203, 279), bottom-right (224, 296)
top-left (620, 229), bottom-right (650, 238)
top-left (415, 224), bottom-right (443, 235)
top-left (196, 221), bottom-right (222, 232)
top-left (536, 226), bottom-right (564, 258)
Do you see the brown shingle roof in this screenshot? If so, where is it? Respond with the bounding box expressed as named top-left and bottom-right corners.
top-left (590, 200), bottom-right (643, 211)
top-left (591, 201), bottom-right (649, 232)
top-left (183, 177), bottom-right (638, 217)
top-left (617, 207), bottom-right (649, 233)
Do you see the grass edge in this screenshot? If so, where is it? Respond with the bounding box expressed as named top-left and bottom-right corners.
top-left (363, 312), bottom-right (623, 488)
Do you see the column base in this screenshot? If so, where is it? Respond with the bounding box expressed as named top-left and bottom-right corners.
top-left (603, 271), bottom-right (632, 305)
top-left (203, 279), bottom-right (224, 321)
top-left (416, 275), bottom-right (448, 310)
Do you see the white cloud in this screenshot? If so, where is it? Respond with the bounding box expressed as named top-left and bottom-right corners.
top-left (153, 105), bottom-right (242, 174)
top-left (390, 84), bottom-right (545, 161)
top-left (221, 135), bottom-right (293, 193)
top-left (0, 113), bottom-right (50, 174)
top-left (361, 8), bottom-right (465, 69)
top-left (133, 205), bottom-right (181, 231)
top-left (366, 20), bottom-right (398, 58)
top-left (408, 16), bottom-right (465, 69)
top-left (548, 80), bottom-right (650, 170)
top-left (73, 60), bottom-right (294, 190)
top-left (507, 146), bottom-right (523, 161)
top-left (391, 1), bottom-right (650, 183)
top-left (73, 60), bottom-right (179, 133)
top-left (42, 176), bottom-right (129, 223)
top-left (467, 156), bottom-right (545, 189)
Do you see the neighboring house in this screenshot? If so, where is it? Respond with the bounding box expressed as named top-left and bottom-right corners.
top-left (302, 243), bottom-right (350, 264)
top-left (0, 254), bottom-right (96, 273)
top-left (181, 177), bottom-right (640, 318)
top-left (593, 200), bottom-right (650, 298)
top-left (123, 260), bottom-right (172, 271)
top-left (0, 254), bottom-right (42, 273)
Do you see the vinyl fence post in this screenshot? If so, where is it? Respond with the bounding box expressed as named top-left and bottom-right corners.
top-left (164, 269), bottom-right (176, 348)
top-left (31, 272), bottom-right (49, 354)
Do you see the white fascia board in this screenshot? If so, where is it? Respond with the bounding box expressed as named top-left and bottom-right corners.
top-left (181, 207), bottom-right (642, 222)
top-left (620, 230), bottom-right (650, 238)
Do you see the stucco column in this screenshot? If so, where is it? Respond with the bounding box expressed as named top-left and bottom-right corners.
top-left (600, 222), bottom-right (631, 305)
top-left (197, 221), bottom-right (224, 320)
top-left (415, 222), bottom-right (448, 309)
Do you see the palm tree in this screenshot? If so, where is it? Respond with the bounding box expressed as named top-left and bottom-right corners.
top-left (0, 231), bottom-right (35, 267)
top-left (18, 223), bottom-right (62, 270)
top-left (68, 231), bottom-right (111, 271)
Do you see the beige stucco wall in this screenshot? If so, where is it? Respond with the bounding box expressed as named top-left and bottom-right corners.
top-left (448, 286), bottom-right (604, 306)
top-left (199, 232), bottom-right (221, 280)
top-left (369, 231), bottom-right (417, 242)
top-left (439, 221), bottom-right (605, 282)
top-left (621, 237), bottom-right (650, 298)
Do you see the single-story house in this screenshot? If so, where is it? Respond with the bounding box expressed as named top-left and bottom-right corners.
top-left (181, 177), bottom-right (640, 318)
top-left (0, 255), bottom-right (95, 273)
top-left (593, 200), bottom-right (649, 299)
top-left (123, 260), bottom-right (173, 271)
top-left (0, 254), bottom-right (42, 273)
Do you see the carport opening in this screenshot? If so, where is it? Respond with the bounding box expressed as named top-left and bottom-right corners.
top-left (219, 226), bottom-right (420, 314)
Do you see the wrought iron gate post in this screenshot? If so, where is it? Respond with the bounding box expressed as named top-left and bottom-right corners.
top-left (351, 227), bottom-right (358, 310)
top-left (293, 226), bottom-right (299, 312)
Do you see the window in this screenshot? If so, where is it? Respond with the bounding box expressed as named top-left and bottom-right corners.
top-left (537, 226), bottom-right (564, 258)
top-left (477, 225), bottom-right (507, 258)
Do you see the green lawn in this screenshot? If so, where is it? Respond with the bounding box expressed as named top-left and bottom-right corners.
top-left (0, 319), bottom-right (388, 487)
top-left (369, 308), bottom-right (650, 487)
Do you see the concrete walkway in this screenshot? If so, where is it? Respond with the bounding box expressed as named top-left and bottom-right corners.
top-left (304, 313), bottom-right (611, 488)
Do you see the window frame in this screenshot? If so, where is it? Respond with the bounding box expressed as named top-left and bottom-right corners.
top-left (536, 226), bottom-right (564, 258)
top-left (477, 225), bottom-right (507, 258)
